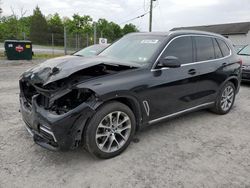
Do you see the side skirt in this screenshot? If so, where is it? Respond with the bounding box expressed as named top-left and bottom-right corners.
top-left (148, 102), bottom-right (215, 125)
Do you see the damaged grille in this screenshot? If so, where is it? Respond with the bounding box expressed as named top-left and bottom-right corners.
top-left (20, 80), bottom-right (50, 109)
top-left (20, 80), bottom-right (38, 105)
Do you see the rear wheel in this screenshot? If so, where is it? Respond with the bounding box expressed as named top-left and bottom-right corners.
top-left (211, 81), bottom-right (236, 114)
top-left (84, 102), bottom-right (136, 159)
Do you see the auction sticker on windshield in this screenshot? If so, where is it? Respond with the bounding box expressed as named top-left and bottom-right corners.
top-left (141, 39), bottom-right (159, 44)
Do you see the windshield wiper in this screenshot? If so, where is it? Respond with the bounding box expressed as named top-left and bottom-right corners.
top-left (73, 54), bottom-right (83, 57)
top-left (239, 53), bottom-right (250, 56)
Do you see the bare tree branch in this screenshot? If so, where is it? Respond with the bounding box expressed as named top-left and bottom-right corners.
top-left (20, 7), bottom-right (27, 18)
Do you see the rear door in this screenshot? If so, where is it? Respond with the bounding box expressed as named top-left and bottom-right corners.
top-left (190, 36), bottom-right (226, 104)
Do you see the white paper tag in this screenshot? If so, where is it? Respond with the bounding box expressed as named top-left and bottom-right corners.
top-left (141, 40), bottom-right (159, 44)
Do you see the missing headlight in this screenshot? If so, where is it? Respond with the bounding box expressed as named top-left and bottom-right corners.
top-left (50, 89), bottom-right (95, 115)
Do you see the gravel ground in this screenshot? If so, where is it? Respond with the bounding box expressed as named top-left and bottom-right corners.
top-left (0, 60), bottom-right (250, 188)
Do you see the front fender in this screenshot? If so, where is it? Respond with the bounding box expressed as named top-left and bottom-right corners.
top-left (92, 90), bottom-right (147, 128)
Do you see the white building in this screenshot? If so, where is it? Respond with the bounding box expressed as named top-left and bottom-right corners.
top-left (171, 22), bottom-right (250, 45)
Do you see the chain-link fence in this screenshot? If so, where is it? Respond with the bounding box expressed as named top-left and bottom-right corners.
top-left (4, 29), bottom-right (101, 56)
top-left (0, 27), bottom-right (109, 56)
top-left (35, 32), bottom-right (93, 55)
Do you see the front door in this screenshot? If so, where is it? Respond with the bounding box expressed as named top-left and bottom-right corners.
top-left (147, 35), bottom-right (204, 121)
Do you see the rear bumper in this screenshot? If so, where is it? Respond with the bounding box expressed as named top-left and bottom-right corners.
top-left (242, 70), bottom-right (250, 81)
top-left (20, 95), bottom-right (95, 151)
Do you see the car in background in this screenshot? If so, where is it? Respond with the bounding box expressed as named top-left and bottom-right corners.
top-left (238, 45), bottom-right (250, 81)
top-left (234, 45), bottom-right (247, 53)
top-left (73, 44), bottom-right (110, 57)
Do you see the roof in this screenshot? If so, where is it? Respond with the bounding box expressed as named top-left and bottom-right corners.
top-left (127, 32), bottom-right (171, 37)
top-left (128, 30), bottom-right (224, 39)
top-left (171, 22), bottom-right (250, 35)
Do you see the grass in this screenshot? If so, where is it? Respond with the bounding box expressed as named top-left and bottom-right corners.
top-left (33, 53), bottom-right (63, 59)
top-left (0, 52), bottom-right (64, 60)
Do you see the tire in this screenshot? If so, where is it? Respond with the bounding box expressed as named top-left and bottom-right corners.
top-left (211, 81), bottom-right (236, 115)
top-left (84, 101), bottom-right (136, 159)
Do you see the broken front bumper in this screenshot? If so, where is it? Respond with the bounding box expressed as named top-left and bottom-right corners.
top-left (20, 95), bottom-right (95, 151)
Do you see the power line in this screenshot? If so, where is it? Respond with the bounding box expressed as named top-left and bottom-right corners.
top-left (119, 11), bottom-right (150, 25)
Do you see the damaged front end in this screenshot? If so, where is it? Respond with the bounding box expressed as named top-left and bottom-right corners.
top-left (19, 57), bottom-right (136, 150)
top-left (19, 79), bottom-right (97, 150)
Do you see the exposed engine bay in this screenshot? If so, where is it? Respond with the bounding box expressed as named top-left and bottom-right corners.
top-left (20, 63), bottom-right (135, 115)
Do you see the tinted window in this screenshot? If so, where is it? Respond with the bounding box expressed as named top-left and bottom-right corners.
top-left (162, 36), bottom-right (193, 64)
top-left (194, 36), bottom-right (215, 61)
top-left (213, 38), bottom-right (223, 58)
top-left (217, 39), bottom-right (230, 56)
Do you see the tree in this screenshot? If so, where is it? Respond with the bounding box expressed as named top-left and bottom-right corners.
top-left (123, 23), bottom-right (138, 35)
top-left (96, 19), bottom-right (123, 42)
top-left (0, 8), bottom-right (139, 44)
top-left (47, 13), bottom-right (64, 45)
top-left (64, 14), bottom-right (92, 34)
top-left (30, 6), bottom-right (48, 44)
top-left (19, 16), bottom-right (31, 39)
top-left (0, 16), bottom-right (20, 40)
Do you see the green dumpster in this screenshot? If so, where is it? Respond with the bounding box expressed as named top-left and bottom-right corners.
top-left (4, 40), bottom-right (33, 60)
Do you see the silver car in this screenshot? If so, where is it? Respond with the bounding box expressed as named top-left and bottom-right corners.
top-left (238, 45), bottom-right (250, 81)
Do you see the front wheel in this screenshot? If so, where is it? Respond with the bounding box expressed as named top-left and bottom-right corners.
top-left (84, 102), bottom-right (136, 159)
top-left (211, 81), bottom-right (236, 115)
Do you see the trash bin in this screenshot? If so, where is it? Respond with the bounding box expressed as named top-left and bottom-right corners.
top-left (4, 40), bottom-right (33, 60)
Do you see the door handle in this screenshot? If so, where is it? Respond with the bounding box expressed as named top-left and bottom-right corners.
top-left (222, 62), bottom-right (227, 66)
top-left (188, 69), bottom-right (196, 75)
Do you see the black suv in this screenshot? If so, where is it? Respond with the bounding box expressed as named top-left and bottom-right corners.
top-left (19, 30), bottom-right (242, 158)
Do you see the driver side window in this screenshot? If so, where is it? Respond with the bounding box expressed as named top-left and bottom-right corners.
top-left (162, 36), bottom-right (193, 64)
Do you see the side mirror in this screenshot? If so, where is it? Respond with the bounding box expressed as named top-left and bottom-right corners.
top-left (158, 56), bottom-right (181, 68)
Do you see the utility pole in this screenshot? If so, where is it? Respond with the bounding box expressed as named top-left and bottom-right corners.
top-left (64, 26), bottom-right (67, 55)
top-left (149, 0), bottom-right (156, 32)
top-left (93, 22), bottom-right (97, 44)
top-left (52, 33), bottom-right (54, 56)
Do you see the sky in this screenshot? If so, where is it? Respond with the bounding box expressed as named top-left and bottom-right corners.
top-left (1, 0), bottom-right (250, 31)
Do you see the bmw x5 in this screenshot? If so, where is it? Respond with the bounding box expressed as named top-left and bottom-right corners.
top-left (19, 30), bottom-right (242, 158)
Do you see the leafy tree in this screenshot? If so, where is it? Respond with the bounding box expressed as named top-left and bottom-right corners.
top-left (64, 14), bottom-right (92, 34)
top-left (19, 16), bottom-right (31, 39)
top-left (47, 13), bottom-right (64, 45)
top-left (30, 6), bottom-right (48, 44)
top-left (0, 16), bottom-right (20, 40)
top-left (0, 7), bottom-right (139, 45)
top-left (123, 23), bottom-right (138, 35)
top-left (96, 19), bottom-right (122, 42)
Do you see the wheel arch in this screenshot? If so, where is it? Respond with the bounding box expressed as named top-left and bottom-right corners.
top-left (95, 95), bottom-right (145, 131)
top-left (224, 76), bottom-right (240, 92)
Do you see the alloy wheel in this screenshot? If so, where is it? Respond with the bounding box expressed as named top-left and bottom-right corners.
top-left (220, 85), bottom-right (234, 112)
top-left (95, 111), bottom-right (131, 153)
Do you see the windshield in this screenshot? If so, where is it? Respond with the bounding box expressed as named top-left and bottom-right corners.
top-left (99, 35), bottom-right (165, 65)
top-left (238, 45), bottom-right (250, 56)
top-left (74, 44), bottom-right (108, 57)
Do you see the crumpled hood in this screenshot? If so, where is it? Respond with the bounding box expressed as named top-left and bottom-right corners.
top-left (239, 55), bottom-right (250, 66)
top-left (22, 55), bottom-right (140, 85)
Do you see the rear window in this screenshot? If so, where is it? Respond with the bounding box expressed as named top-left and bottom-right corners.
top-left (194, 36), bottom-right (215, 62)
top-left (213, 38), bottom-right (223, 59)
top-left (216, 39), bottom-right (230, 56)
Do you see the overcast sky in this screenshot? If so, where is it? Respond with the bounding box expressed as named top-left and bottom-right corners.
top-left (1, 0), bottom-right (250, 31)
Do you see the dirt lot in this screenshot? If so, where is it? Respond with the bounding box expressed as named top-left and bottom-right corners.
top-left (0, 60), bottom-right (250, 188)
